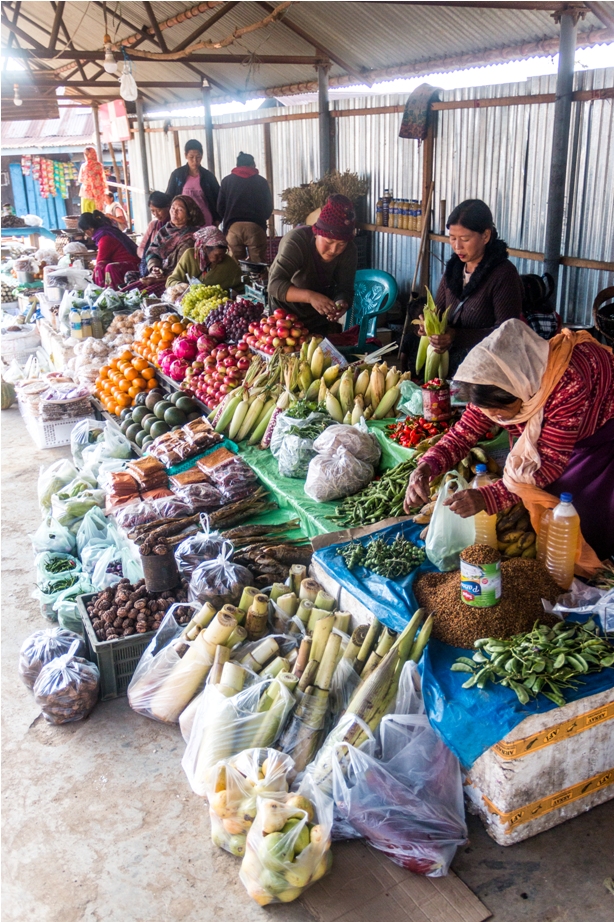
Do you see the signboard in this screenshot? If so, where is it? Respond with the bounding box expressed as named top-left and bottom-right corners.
top-left (99, 99), bottom-right (131, 143)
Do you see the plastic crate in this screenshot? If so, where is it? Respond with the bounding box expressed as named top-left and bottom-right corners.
top-left (23, 410), bottom-right (95, 450)
top-left (77, 593), bottom-right (155, 700)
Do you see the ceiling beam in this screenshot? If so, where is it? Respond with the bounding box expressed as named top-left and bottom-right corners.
top-left (256, 0), bottom-right (369, 85)
top-left (14, 79), bottom-right (210, 88)
top-left (143, 1), bottom-right (169, 53)
top-left (0, 11), bottom-right (47, 51)
top-left (4, 48), bottom-right (321, 64)
top-left (585, 1), bottom-right (614, 29)
top-left (181, 60), bottom-right (237, 96)
top-left (172, 1), bottom-right (239, 52)
top-left (48, 0), bottom-right (65, 51)
top-left (388, 1), bottom-right (587, 8)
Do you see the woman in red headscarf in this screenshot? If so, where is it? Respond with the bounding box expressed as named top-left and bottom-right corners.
top-left (268, 194), bottom-right (357, 335)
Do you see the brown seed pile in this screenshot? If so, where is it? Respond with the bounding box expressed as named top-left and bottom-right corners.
top-left (85, 578), bottom-right (192, 643)
top-left (460, 544), bottom-right (501, 565)
top-left (414, 558), bottom-right (560, 647)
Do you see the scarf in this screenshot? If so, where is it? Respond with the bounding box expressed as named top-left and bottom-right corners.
top-left (232, 166), bottom-right (259, 178)
top-left (150, 223), bottom-right (197, 271)
top-left (92, 225), bottom-right (138, 257)
top-left (456, 320), bottom-right (612, 572)
top-left (194, 226), bottom-right (229, 272)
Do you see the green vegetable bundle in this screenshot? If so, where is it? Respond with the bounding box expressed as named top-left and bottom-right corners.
top-left (452, 619), bottom-right (614, 706)
top-left (337, 534), bottom-right (425, 579)
top-left (333, 458), bottom-right (418, 526)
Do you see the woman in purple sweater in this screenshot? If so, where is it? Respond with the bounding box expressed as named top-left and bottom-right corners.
top-left (416, 199), bottom-right (523, 377)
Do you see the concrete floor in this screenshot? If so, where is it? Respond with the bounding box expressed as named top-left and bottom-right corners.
top-left (2, 406), bottom-right (613, 922)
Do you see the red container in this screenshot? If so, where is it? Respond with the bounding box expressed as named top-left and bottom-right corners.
top-left (422, 384), bottom-right (451, 421)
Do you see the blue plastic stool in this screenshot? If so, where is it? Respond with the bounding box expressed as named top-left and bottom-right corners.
top-left (342, 269), bottom-right (399, 353)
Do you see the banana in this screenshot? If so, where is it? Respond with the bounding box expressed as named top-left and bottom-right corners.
top-left (497, 529), bottom-right (526, 545)
top-left (521, 545), bottom-right (537, 559)
top-left (503, 542), bottom-right (523, 557)
top-left (517, 532), bottom-right (536, 549)
top-left (470, 447), bottom-right (489, 464)
top-left (516, 514), bottom-right (531, 532)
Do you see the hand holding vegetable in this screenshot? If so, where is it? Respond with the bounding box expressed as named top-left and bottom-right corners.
top-left (443, 488), bottom-right (486, 518)
top-left (404, 462), bottom-right (432, 511)
top-left (429, 331), bottom-right (454, 355)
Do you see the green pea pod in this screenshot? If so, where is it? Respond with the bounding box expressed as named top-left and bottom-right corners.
top-left (553, 653), bottom-right (566, 670)
top-left (509, 680), bottom-right (530, 705)
top-left (462, 674), bottom-right (480, 688)
top-left (451, 663), bottom-right (475, 673)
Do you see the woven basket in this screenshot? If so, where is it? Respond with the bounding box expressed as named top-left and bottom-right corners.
top-left (63, 215), bottom-right (79, 230)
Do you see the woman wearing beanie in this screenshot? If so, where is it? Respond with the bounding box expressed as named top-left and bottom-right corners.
top-left (268, 194), bottom-right (357, 336)
top-left (166, 139), bottom-right (220, 225)
top-left (217, 152), bottom-right (273, 263)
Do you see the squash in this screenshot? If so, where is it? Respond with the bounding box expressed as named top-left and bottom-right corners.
top-left (1, 379), bottom-right (15, 410)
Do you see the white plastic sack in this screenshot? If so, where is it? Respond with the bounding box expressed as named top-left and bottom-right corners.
top-left (304, 447), bottom-right (373, 503)
top-left (425, 471), bottom-right (475, 570)
top-left (312, 423), bottom-right (381, 466)
top-left (30, 517), bottom-right (77, 555)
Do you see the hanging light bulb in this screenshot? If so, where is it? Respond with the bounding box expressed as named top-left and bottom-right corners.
top-left (13, 84), bottom-right (22, 107)
top-left (102, 34), bottom-right (118, 74)
top-left (119, 53), bottom-right (138, 102)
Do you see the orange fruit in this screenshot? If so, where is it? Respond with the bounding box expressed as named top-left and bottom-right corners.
top-left (109, 357), bottom-right (119, 369)
top-left (120, 350), bottom-right (133, 362)
top-left (142, 326), bottom-right (153, 340)
top-left (125, 367), bottom-right (138, 381)
top-left (147, 377), bottom-right (159, 390)
top-left (141, 367), bottom-right (155, 380)
top-left (107, 401), bottom-right (118, 415)
top-left (118, 378), bottom-right (131, 392)
top-left (128, 385), bottom-right (140, 398)
top-left (132, 377), bottom-right (146, 390)
top-left (116, 394), bottom-right (131, 408)
top-left (171, 322), bottom-right (184, 334)
top-left (150, 331), bottom-right (161, 345)
top-left (161, 329), bottom-right (174, 342)
top-left (132, 357), bottom-right (148, 371)
top-left (99, 366), bottom-right (109, 379)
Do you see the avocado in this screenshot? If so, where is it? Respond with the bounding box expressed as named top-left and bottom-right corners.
top-left (132, 405), bottom-right (150, 425)
top-left (126, 423), bottom-right (142, 443)
top-left (141, 435), bottom-right (153, 447)
top-left (150, 420), bottom-right (170, 439)
top-left (135, 429), bottom-right (149, 448)
top-left (120, 416), bottom-right (134, 434)
top-left (120, 407), bottom-right (133, 421)
top-left (134, 391), bottom-right (148, 407)
top-left (187, 411), bottom-right (201, 422)
top-left (164, 407), bottom-right (187, 427)
top-left (153, 399), bottom-right (173, 419)
top-left (141, 413), bottom-right (157, 433)
top-left (145, 389), bottom-right (165, 411)
top-left (175, 395), bottom-right (198, 415)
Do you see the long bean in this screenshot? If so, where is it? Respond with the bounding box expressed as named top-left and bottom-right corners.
top-left (333, 458), bottom-right (419, 527)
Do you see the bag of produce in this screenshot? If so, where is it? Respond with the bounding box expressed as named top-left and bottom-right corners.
top-left (312, 422), bottom-right (381, 466)
top-left (36, 551), bottom-right (81, 585)
top-left (206, 749), bottom-right (295, 857)
top-left (38, 458), bottom-right (78, 515)
top-left (175, 518), bottom-right (226, 577)
top-left (182, 674), bottom-right (297, 797)
top-left (33, 640), bottom-right (100, 725)
top-left (239, 773), bottom-right (333, 905)
top-left (91, 543), bottom-right (143, 590)
top-left (76, 506), bottom-right (109, 558)
top-left (51, 476), bottom-right (105, 533)
top-left (189, 541), bottom-right (253, 608)
top-left (81, 423), bottom-right (132, 475)
top-left (53, 574), bottom-right (95, 635)
top-left (35, 560), bottom-right (83, 621)
top-left (30, 516), bottom-right (77, 555)
top-left (127, 606), bottom-right (211, 724)
top-left (19, 627), bottom-right (86, 691)
top-left (172, 481), bottom-right (222, 512)
top-left (271, 413), bottom-right (330, 479)
top-left (331, 711), bottom-right (467, 876)
top-left (71, 418), bottom-right (105, 470)
top-left (425, 471), bottom-right (475, 571)
top-left (304, 447), bottom-right (373, 504)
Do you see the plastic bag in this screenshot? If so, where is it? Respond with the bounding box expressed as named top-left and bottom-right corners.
top-left (80, 424), bottom-right (132, 478)
top-left (51, 475), bottom-right (105, 533)
top-left (91, 543), bottom-right (143, 590)
top-left (76, 506), bottom-right (109, 558)
top-left (38, 458), bottom-right (78, 514)
top-left (273, 414), bottom-right (329, 479)
top-left (33, 640), bottom-right (100, 725)
top-left (172, 481), bottom-right (222, 511)
top-left (182, 675), bottom-right (296, 797)
top-left (239, 772), bottom-right (333, 905)
top-left (312, 423), bottom-right (381, 466)
top-left (331, 713), bottom-right (467, 876)
top-left (425, 471), bottom-right (475, 571)
top-left (175, 518), bottom-right (225, 577)
top-left (127, 607), bottom-right (207, 723)
top-left (207, 748), bottom-right (294, 857)
top-left (398, 379), bottom-right (424, 417)
top-left (71, 418), bottom-right (105, 469)
top-left (270, 412), bottom-right (325, 460)
top-left (30, 516), bottom-right (77, 555)
top-left (189, 541), bottom-right (253, 608)
top-left (53, 574), bottom-right (95, 636)
top-left (304, 447), bottom-right (373, 503)
top-left (19, 627), bottom-right (86, 691)
top-left (35, 551), bottom-right (81, 587)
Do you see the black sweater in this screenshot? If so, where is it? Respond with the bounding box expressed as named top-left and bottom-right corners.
top-left (217, 172), bottom-right (273, 233)
top-left (166, 165), bottom-right (220, 224)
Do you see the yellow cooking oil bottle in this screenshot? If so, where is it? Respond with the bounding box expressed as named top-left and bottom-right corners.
top-left (545, 493), bottom-right (580, 589)
top-left (471, 464), bottom-right (498, 548)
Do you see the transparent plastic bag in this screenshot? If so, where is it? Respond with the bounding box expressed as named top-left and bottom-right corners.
top-left (38, 458), bottom-right (78, 515)
top-left (182, 675), bottom-right (296, 797)
top-left (304, 447), bottom-right (373, 503)
top-left (91, 543), bottom-right (143, 590)
top-left (53, 575), bottom-right (95, 636)
top-left (30, 516), bottom-right (77, 555)
top-left (272, 414), bottom-right (328, 479)
top-left (19, 627), bottom-right (86, 691)
top-left (206, 748), bottom-right (294, 857)
top-left (127, 607), bottom-right (207, 723)
top-left (398, 379), bottom-right (424, 417)
top-left (175, 517), bottom-right (225, 577)
top-left (33, 640), bottom-right (100, 725)
top-left (172, 481), bottom-right (222, 511)
top-left (331, 713), bottom-right (467, 876)
top-left (270, 412), bottom-right (326, 460)
top-left (51, 477), bottom-right (105, 533)
top-left (312, 423), bottom-right (381, 466)
top-left (35, 551), bottom-right (81, 587)
top-left (239, 772), bottom-right (333, 905)
top-left (425, 471), bottom-right (475, 571)
top-left (188, 541), bottom-right (253, 608)
top-left (76, 506), bottom-right (109, 558)
top-left (71, 418), bottom-right (105, 469)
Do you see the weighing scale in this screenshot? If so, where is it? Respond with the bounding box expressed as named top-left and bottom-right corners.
top-left (238, 259), bottom-right (269, 310)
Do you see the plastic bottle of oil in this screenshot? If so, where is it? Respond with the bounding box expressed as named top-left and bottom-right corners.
top-left (536, 508), bottom-right (553, 564)
top-left (545, 493), bottom-right (580, 589)
top-left (471, 464), bottom-right (498, 548)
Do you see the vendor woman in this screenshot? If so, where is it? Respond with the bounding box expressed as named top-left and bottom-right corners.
top-left (412, 199), bottom-right (523, 376)
top-left (78, 210), bottom-right (140, 287)
top-left (267, 194), bottom-right (357, 336)
top-left (404, 319), bottom-right (614, 565)
top-left (165, 226), bottom-right (243, 291)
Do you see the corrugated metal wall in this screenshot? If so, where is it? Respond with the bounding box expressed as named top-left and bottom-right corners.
top-left (132, 67), bottom-right (613, 324)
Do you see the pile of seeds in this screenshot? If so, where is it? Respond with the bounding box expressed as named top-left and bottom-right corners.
top-left (460, 544), bottom-right (501, 565)
top-left (414, 558), bottom-right (560, 647)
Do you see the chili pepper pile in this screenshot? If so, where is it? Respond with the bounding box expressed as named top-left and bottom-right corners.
top-left (451, 619), bottom-right (614, 707)
top-left (333, 458), bottom-right (418, 526)
top-left (338, 533), bottom-right (425, 579)
top-left (386, 416), bottom-right (450, 448)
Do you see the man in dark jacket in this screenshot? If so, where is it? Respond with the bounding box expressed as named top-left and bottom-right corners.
top-left (166, 139), bottom-right (220, 225)
top-left (217, 152), bottom-right (273, 264)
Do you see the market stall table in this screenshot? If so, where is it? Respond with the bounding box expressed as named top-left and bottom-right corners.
top-left (1, 226), bottom-right (56, 247)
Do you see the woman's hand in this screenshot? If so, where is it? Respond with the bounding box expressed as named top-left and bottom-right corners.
top-left (149, 266), bottom-right (163, 278)
top-left (309, 291), bottom-right (340, 320)
top-left (404, 462), bottom-right (432, 512)
top-left (443, 488), bottom-right (486, 518)
top-left (429, 331), bottom-right (454, 354)
top-left (415, 313), bottom-right (426, 337)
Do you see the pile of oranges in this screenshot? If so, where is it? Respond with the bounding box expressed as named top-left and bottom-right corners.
top-left (132, 317), bottom-right (188, 365)
top-left (94, 350), bottom-right (159, 416)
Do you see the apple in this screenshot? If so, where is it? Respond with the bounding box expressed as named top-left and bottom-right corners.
top-left (237, 357), bottom-right (250, 371)
top-left (273, 308), bottom-right (286, 320)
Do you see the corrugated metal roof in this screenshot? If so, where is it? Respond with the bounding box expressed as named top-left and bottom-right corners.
top-left (0, 110), bottom-right (94, 150)
top-left (1, 1), bottom-right (610, 108)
